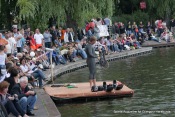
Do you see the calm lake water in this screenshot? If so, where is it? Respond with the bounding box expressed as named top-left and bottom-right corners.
top-left (55, 48), bottom-right (175, 117)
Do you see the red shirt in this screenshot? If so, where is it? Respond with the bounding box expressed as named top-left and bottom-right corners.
top-left (89, 22), bottom-right (95, 29)
top-left (157, 21), bottom-right (163, 29)
top-left (85, 23), bottom-right (91, 32)
top-left (29, 36), bottom-right (36, 46)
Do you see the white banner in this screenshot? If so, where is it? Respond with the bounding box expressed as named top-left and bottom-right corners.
top-left (97, 25), bottom-right (109, 37)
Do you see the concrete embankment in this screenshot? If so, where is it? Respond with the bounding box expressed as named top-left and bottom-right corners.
top-left (142, 40), bottom-right (175, 48)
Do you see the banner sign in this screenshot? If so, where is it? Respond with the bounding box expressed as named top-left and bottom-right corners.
top-left (97, 25), bottom-right (109, 37)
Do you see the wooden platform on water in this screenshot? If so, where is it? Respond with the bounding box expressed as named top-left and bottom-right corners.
top-left (44, 81), bottom-right (134, 102)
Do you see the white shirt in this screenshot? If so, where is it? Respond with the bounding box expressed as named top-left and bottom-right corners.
top-left (8, 37), bottom-right (16, 53)
top-left (0, 53), bottom-right (6, 65)
top-left (64, 32), bottom-right (74, 43)
top-left (6, 40), bottom-right (12, 54)
top-left (0, 53), bottom-right (6, 82)
top-left (34, 33), bottom-right (44, 44)
top-left (14, 33), bottom-right (22, 47)
top-left (20, 64), bottom-right (29, 73)
top-left (29, 62), bottom-right (38, 71)
top-left (93, 41), bottom-right (104, 50)
top-left (20, 64), bottom-right (33, 74)
top-left (0, 75), bottom-right (6, 83)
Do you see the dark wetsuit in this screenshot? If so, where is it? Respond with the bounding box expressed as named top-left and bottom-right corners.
top-left (85, 44), bottom-right (97, 79)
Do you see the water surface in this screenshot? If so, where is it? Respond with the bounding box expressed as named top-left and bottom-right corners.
top-left (55, 48), bottom-right (175, 117)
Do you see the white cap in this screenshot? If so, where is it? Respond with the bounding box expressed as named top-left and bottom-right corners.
top-left (14, 57), bottom-right (19, 60)
top-left (30, 51), bottom-right (35, 57)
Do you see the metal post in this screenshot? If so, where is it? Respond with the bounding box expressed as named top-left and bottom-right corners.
top-left (50, 51), bottom-right (54, 84)
top-left (45, 48), bottom-right (54, 84)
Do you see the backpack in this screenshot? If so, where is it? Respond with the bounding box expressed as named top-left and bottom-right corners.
top-left (106, 84), bottom-right (113, 92)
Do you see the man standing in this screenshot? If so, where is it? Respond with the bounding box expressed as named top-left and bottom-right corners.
top-left (104, 16), bottom-right (112, 26)
top-left (13, 26), bottom-right (23, 52)
top-left (170, 18), bottom-right (175, 34)
top-left (50, 26), bottom-right (58, 46)
top-left (34, 29), bottom-right (44, 49)
top-left (11, 76), bottom-right (37, 116)
top-left (24, 27), bottom-right (31, 46)
top-left (85, 36), bottom-right (97, 89)
top-left (43, 28), bottom-right (52, 48)
top-left (64, 28), bottom-right (74, 43)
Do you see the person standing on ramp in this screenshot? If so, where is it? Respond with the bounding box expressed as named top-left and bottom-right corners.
top-left (85, 36), bottom-right (98, 89)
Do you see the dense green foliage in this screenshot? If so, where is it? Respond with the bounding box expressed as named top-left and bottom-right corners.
top-left (113, 10), bottom-right (149, 25)
top-left (1, 0), bottom-right (175, 30)
top-left (15, 0), bottom-right (114, 30)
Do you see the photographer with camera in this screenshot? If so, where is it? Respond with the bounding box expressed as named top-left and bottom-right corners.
top-left (11, 76), bottom-right (37, 116)
top-left (0, 81), bottom-right (29, 117)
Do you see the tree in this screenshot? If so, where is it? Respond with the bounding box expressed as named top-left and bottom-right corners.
top-left (0, 0), bottom-right (18, 30)
top-left (16, 0), bottom-right (38, 20)
top-left (146, 0), bottom-right (175, 26)
top-left (4, 0), bottom-right (175, 31)
top-left (16, 0), bottom-right (114, 30)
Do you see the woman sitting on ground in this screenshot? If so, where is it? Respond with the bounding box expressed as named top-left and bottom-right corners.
top-left (5, 67), bottom-right (20, 93)
top-left (0, 81), bottom-right (29, 117)
top-left (74, 42), bottom-right (87, 59)
top-left (20, 57), bottom-right (47, 88)
top-left (52, 46), bottom-right (67, 65)
top-left (67, 44), bottom-right (76, 62)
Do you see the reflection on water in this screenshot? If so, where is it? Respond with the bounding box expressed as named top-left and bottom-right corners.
top-left (55, 48), bottom-right (175, 117)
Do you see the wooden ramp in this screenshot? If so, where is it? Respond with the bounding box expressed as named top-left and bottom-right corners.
top-left (44, 81), bottom-right (134, 102)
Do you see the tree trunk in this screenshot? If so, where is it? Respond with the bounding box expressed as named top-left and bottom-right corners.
top-left (65, 10), bottom-right (78, 40)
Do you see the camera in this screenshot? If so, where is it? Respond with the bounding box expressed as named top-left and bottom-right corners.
top-left (13, 94), bottom-right (18, 101)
